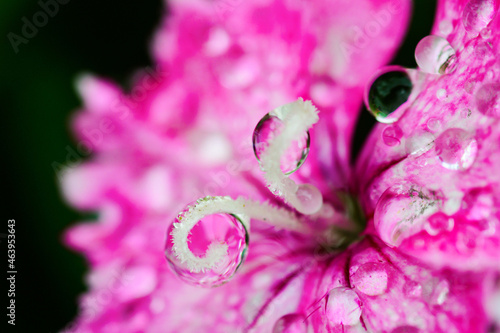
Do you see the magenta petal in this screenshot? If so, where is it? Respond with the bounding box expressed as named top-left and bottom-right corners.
top-left (356, 0), bottom-right (500, 270)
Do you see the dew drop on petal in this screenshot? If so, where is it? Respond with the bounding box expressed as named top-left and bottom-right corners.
top-left (326, 287), bottom-right (362, 326)
top-left (415, 35), bottom-right (457, 74)
top-left (426, 117), bottom-right (442, 132)
top-left (253, 113), bottom-right (310, 174)
top-left (435, 128), bottom-right (478, 170)
top-left (462, 0), bottom-right (497, 35)
top-left (374, 184), bottom-right (441, 246)
top-left (475, 83), bottom-right (500, 118)
top-left (295, 184), bottom-right (323, 215)
top-left (272, 313), bottom-right (307, 333)
top-left (436, 89), bottom-right (448, 100)
top-left (366, 68), bottom-right (412, 123)
top-left (351, 262), bottom-right (389, 296)
top-left (164, 213), bottom-right (248, 287)
top-left (383, 125), bottom-right (403, 146)
top-left (403, 280), bottom-right (422, 298)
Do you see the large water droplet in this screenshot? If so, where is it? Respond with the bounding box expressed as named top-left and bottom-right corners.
top-left (366, 67), bottom-right (413, 123)
top-left (415, 35), bottom-right (457, 74)
top-left (462, 0), bottom-right (497, 35)
top-left (165, 213), bottom-right (248, 287)
top-left (295, 183), bottom-right (323, 215)
top-left (435, 128), bottom-right (478, 170)
top-left (253, 113), bottom-right (310, 174)
top-left (326, 287), bottom-right (362, 326)
top-left (383, 125), bottom-right (403, 146)
top-left (272, 313), bottom-right (307, 333)
top-left (351, 262), bottom-right (389, 296)
top-left (374, 184), bottom-right (441, 246)
top-left (475, 83), bottom-right (500, 118)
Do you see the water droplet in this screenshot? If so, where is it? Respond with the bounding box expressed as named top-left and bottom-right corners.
top-left (462, 0), bottom-right (497, 35)
top-left (374, 184), bottom-right (441, 246)
top-left (253, 113), bottom-right (310, 175)
top-left (272, 313), bottom-right (307, 333)
top-left (391, 326), bottom-right (420, 333)
top-left (435, 128), bottom-right (478, 170)
top-left (366, 67), bottom-right (412, 123)
top-left (165, 213), bottom-right (248, 287)
top-left (383, 125), bottom-right (403, 146)
top-left (426, 117), bottom-right (442, 132)
top-left (424, 212), bottom-right (455, 236)
top-left (326, 287), bottom-right (362, 326)
top-left (436, 89), bottom-right (448, 100)
top-left (475, 83), bottom-right (500, 118)
top-left (415, 35), bottom-right (457, 74)
top-left (351, 262), bottom-right (389, 296)
top-left (403, 280), bottom-right (422, 298)
top-left (295, 184), bottom-right (323, 215)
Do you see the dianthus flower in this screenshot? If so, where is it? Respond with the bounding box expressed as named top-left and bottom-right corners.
top-left (61, 0), bottom-right (500, 332)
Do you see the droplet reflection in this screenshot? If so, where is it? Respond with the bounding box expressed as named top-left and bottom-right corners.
top-left (165, 213), bottom-right (248, 287)
top-left (366, 68), bottom-right (412, 123)
top-left (253, 113), bottom-right (310, 175)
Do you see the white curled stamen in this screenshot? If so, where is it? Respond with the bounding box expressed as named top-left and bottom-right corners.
top-left (259, 98), bottom-right (323, 214)
top-left (170, 196), bottom-right (309, 273)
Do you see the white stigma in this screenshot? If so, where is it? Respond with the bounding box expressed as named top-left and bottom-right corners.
top-left (259, 98), bottom-right (323, 214)
top-left (170, 196), bottom-right (309, 273)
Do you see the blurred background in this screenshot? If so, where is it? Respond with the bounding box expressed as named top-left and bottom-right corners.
top-left (1, 0), bottom-right (435, 331)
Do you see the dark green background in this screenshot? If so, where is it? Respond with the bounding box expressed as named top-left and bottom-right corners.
top-left (1, 0), bottom-right (435, 331)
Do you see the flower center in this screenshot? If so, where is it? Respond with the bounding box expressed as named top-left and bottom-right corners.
top-left (165, 98), bottom-right (366, 287)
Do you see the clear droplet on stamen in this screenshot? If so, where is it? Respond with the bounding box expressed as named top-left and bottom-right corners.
top-left (383, 125), bottom-right (403, 146)
top-left (253, 113), bottom-right (310, 175)
top-left (326, 287), bottom-right (362, 326)
top-left (475, 83), bottom-right (500, 118)
top-left (351, 262), bottom-right (389, 296)
top-left (462, 0), bottom-right (497, 35)
top-left (435, 128), bottom-right (478, 170)
top-left (164, 213), bottom-right (248, 287)
top-left (295, 184), bottom-right (323, 215)
top-left (415, 35), bottom-right (457, 74)
top-left (365, 67), bottom-right (413, 123)
top-left (272, 313), bottom-right (307, 333)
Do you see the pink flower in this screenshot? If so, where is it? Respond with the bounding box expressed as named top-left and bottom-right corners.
top-left (61, 0), bottom-right (500, 332)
